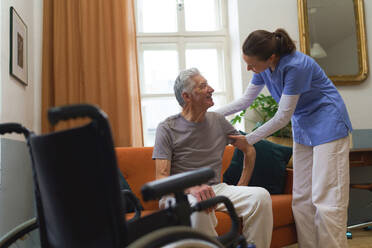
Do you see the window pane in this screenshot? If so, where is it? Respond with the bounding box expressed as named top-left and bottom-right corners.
top-left (137, 0), bottom-right (177, 33)
top-left (141, 97), bottom-right (181, 146)
top-left (184, 0), bottom-right (220, 31)
top-left (142, 95), bottom-right (227, 146)
top-left (141, 44), bottom-right (179, 94)
top-left (208, 94), bottom-right (227, 112)
top-left (210, 95), bottom-right (245, 130)
top-left (186, 46), bottom-right (224, 92)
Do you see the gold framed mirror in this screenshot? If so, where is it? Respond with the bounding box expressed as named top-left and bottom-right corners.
top-left (298, 0), bottom-right (368, 85)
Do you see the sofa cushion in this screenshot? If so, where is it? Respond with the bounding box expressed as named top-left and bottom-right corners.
top-left (215, 211), bottom-right (238, 235)
top-left (116, 147), bottom-right (159, 210)
top-left (126, 196), bottom-right (294, 235)
top-left (215, 194), bottom-right (294, 235)
top-left (223, 137), bottom-right (292, 194)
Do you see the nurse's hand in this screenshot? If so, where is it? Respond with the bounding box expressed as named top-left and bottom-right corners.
top-left (228, 135), bottom-right (253, 154)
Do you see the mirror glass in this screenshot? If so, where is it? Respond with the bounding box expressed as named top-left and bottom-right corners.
top-left (298, 0), bottom-right (368, 85)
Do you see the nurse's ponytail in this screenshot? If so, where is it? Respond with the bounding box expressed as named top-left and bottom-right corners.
top-left (242, 28), bottom-right (296, 61)
top-left (273, 28), bottom-right (296, 57)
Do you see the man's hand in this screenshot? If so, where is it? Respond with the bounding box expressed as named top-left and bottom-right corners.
top-left (186, 184), bottom-right (216, 212)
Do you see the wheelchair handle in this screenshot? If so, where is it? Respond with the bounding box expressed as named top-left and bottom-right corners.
top-left (141, 168), bottom-right (215, 201)
top-left (48, 104), bottom-right (108, 126)
top-left (0, 123), bottom-right (29, 137)
top-left (192, 196), bottom-right (240, 246)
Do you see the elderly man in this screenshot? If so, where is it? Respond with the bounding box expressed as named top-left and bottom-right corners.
top-left (152, 68), bottom-right (273, 248)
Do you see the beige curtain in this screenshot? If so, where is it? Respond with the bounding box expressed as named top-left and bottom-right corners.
top-left (42, 0), bottom-right (143, 147)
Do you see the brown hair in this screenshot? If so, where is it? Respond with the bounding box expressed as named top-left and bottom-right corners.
top-left (242, 28), bottom-right (296, 61)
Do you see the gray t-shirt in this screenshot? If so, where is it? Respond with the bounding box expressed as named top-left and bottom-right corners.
top-left (152, 112), bottom-right (239, 185)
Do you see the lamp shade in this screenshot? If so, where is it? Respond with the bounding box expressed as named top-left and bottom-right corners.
top-left (310, 43), bottom-right (327, 59)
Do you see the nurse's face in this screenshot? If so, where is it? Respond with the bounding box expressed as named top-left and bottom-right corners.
top-left (243, 54), bottom-right (273, 73)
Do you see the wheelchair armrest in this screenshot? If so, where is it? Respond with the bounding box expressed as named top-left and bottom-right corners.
top-left (141, 168), bottom-right (215, 201)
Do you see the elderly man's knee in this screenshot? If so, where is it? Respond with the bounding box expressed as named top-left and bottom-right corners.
top-left (236, 187), bottom-right (272, 211)
top-left (255, 187), bottom-right (272, 208)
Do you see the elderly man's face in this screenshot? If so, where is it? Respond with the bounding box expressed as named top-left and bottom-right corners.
top-left (190, 74), bottom-right (214, 109)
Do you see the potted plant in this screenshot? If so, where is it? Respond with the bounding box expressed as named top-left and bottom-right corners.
top-left (231, 94), bottom-right (292, 145)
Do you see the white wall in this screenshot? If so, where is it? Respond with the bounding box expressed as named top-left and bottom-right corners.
top-left (229, 0), bottom-right (372, 131)
top-left (228, 0), bottom-right (299, 131)
top-left (339, 0), bottom-right (372, 129)
top-left (0, 0), bottom-right (43, 237)
top-left (1, 0), bottom-right (43, 134)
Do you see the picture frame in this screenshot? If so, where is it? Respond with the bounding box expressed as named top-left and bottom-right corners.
top-left (10, 7), bottom-right (28, 86)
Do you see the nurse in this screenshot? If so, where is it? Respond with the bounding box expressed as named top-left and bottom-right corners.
top-left (216, 28), bottom-right (352, 248)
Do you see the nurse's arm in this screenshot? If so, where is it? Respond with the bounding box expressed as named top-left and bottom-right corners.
top-left (246, 94), bottom-right (300, 145)
top-left (214, 83), bottom-right (264, 116)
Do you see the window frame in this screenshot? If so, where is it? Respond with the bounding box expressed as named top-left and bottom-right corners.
top-left (135, 0), bottom-right (233, 145)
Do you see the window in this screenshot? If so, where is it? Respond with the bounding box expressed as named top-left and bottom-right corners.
top-left (136, 0), bottom-right (232, 146)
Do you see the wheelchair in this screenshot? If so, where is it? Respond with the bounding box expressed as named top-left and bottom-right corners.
top-left (0, 104), bottom-right (247, 248)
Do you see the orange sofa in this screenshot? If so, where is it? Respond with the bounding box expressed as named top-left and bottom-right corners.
top-left (116, 146), bottom-right (297, 248)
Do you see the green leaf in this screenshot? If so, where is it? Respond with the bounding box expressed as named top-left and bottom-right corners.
top-left (230, 94), bottom-right (292, 137)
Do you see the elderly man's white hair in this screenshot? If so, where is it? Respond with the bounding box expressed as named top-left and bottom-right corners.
top-left (174, 68), bottom-right (201, 107)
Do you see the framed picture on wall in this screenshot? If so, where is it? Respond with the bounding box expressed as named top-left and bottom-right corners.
top-left (10, 7), bottom-right (28, 86)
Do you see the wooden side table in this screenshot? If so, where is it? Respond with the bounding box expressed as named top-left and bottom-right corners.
top-left (348, 148), bottom-right (372, 232)
top-left (349, 148), bottom-right (372, 167)
top-left (350, 148), bottom-right (372, 191)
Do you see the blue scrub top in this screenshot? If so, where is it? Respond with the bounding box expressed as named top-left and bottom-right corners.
top-left (251, 51), bottom-right (352, 146)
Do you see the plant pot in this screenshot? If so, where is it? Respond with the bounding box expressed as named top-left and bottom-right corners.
top-left (266, 136), bottom-right (293, 147)
top-left (266, 136), bottom-right (294, 168)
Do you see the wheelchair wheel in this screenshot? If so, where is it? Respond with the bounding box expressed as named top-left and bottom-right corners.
top-left (127, 226), bottom-right (224, 248)
top-left (0, 218), bottom-right (40, 248)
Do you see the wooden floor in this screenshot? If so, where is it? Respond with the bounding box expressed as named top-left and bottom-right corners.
top-left (284, 228), bottom-right (372, 248)
top-left (7, 226), bottom-right (372, 247)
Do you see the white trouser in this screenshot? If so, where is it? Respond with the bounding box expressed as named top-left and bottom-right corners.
top-left (160, 183), bottom-right (273, 248)
top-left (292, 135), bottom-right (350, 248)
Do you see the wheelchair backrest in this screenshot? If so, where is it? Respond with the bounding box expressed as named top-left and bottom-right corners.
top-left (28, 121), bottom-right (126, 248)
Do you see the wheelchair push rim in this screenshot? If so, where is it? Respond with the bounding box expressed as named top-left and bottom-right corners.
top-left (127, 226), bottom-right (224, 248)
